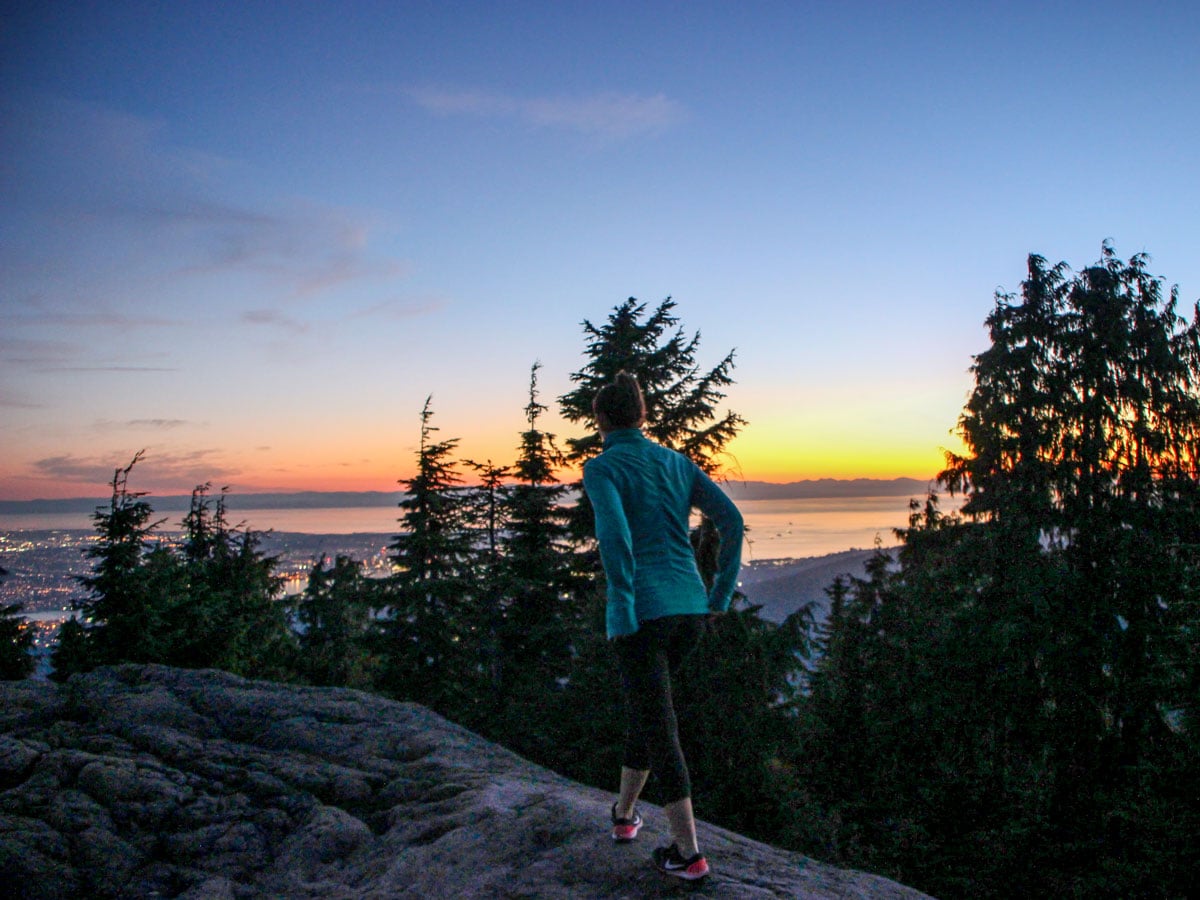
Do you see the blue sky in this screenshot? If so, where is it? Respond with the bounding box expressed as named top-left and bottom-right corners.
top-left (2, 1), bottom-right (1198, 499)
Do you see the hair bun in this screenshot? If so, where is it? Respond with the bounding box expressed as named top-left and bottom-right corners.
top-left (594, 371), bottom-right (647, 429)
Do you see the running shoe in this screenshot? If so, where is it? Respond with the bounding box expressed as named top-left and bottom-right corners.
top-left (652, 843), bottom-right (710, 881)
top-left (611, 802), bottom-right (643, 843)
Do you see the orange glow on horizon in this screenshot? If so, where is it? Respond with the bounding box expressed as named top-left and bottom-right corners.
top-left (0, 413), bottom-right (970, 501)
top-left (722, 429), bottom-right (966, 485)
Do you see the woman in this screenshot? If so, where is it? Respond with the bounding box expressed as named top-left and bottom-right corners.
top-left (582, 371), bottom-right (744, 882)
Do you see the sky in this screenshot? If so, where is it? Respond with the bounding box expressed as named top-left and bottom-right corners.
top-left (2, 1), bottom-right (1198, 501)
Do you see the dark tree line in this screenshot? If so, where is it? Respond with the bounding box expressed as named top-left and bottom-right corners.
top-left (10, 252), bottom-right (1199, 898)
top-left (799, 245), bottom-right (1200, 897)
top-left (51, 453), bottom-right (294, 682)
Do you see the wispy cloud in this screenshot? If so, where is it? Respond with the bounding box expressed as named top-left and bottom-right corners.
top-left (241, 308), bottom-right (310, 333)
top-left (93, 419), bottom-right (191, 431)
top-left (0, 335), bottom-right (78, 368)
top-left (32, 455), bottom-right (128, 485)
top-left (177, 203), bottom-right (409, 299)
top-left (0, 315), bottom-right (181, 382)
top-left (1, 306), bottom-right (179, 330)
top-left (0, 307), bottom-right (180, 378)
top-left (32, 449), bottom-right (238, 491)
top-left (348, 297), bottom-right (449, 320)
top-left (2, 92), bottom-right (410, 313)
top-left (0, 389), bottom-right (42, 410)
top-left (405, 86), bottom-right (687, 139)
top-left (40, 365), bottom-right (178, 373)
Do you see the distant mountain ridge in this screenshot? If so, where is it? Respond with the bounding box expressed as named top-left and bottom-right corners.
top-left (722, 477), bottom-right (932, 500)
top-left (0, 478), bottom-right (933, 515)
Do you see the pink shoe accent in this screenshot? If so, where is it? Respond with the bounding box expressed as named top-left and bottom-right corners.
top-left (611, 802), bottom-right (642, 842)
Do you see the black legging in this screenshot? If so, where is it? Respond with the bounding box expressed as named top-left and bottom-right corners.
top-left (614, 614), bottom-right (705, 804)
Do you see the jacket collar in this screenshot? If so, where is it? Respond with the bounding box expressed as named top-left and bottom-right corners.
top-left (602, 428), bottom-right (646, 449)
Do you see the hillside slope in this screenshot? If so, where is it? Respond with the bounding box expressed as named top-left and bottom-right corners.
top-left (739, 548), bottom-right (897, 625)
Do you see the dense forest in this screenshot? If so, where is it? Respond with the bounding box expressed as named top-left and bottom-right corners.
top-left (4, 245), bottom-right (1198, 898)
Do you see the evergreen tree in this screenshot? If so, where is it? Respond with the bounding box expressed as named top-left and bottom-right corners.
top-left (803, 245), bottom-right (1200, 898)
top-left (293, 554), bottom-right (378, 688)
top-left (489, 362), bottom-right (582, 753)
top-left (379, 397), bottom-right (479, 714)
top-left (799, 568), bottom-right (887, 861)
top-left (51, 452), bottom-right (173, 679)
top-left (558, 297), bottom-right (748, 590)
top-left (167, 485), bottom-right (293, 678)
top-left (0, 567), bottom-right (36, 680)
top-left (677, 599), bottom-right (814, 843)
top-left (461, 456), bottom-right (511, 705)
top-left (559, 297), bottom-right (744, 473)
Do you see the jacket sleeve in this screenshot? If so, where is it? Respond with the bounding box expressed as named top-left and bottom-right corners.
top-left (582, 461), bottom-right (639, 638)
top-left (691, 469), bottom-right (744, 613)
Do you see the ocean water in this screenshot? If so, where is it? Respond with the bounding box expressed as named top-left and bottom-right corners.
top-left (736, 495), bottom-right (935, 561)
top-left (0, 494), bottom-right (944, 561)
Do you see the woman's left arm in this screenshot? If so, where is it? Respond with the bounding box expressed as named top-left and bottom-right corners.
top-left (583, 461), bottom-right (639, 638)
top-left (691, 471), bottom-right (744, 613)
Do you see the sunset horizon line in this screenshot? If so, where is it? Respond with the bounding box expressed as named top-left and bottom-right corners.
top-left (0, 474), bottom-right (946, 509)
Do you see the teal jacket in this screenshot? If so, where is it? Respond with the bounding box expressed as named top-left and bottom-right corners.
top-left (583, 428), bottom-right (744, 639)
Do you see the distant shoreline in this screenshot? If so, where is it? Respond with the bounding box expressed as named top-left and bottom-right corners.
top-left (0, 478), bottom-right (934, 514)
top-left (2, 491), bottom-right (936, 563)
top-left (0, 491), bottom-right (403, 515)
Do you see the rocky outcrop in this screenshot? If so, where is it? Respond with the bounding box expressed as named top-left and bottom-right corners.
top-left (0, 666), bottom-right (933, 898)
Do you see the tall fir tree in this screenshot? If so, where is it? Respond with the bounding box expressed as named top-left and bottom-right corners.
top-left (379, 397), bottom-right (480, 715)
top-left (558, 297), bottom-right (747, 582)
top-left (461, 456), bottom-right (512, 707)
top-left (559, 297), bottom-right (744, 472)
top-left (490, 362), bottom-right (582, 754)
top-left (50, 452), bottom-right (176, 680)
top-left (557, 298), bottom-right (752, 617)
